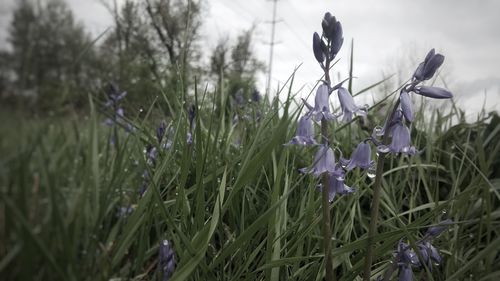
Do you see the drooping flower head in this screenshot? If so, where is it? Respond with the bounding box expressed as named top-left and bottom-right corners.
top-left (337, 87), bottom-right (367, 122)
top-left (286, 116), bottom-right (317, 146)
top-left (324, 170), bottom-right (355, 202)
top-left (159, 240), bottom-right (176, 281)
top-left (300, 145), bottom-right (336, 177)
top-left (304, 84), bottom-right (336, 122)
top-left (342, 141), bottom-right (373, 171)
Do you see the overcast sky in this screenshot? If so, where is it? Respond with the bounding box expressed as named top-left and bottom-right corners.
top-left (1, 0), bottom-right (499, 116)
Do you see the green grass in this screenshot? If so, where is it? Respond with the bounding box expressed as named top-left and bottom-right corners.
top-left (1, 78), bottom-right (499, 281)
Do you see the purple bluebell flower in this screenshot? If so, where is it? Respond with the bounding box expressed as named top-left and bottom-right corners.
top-left (414, 86), bottom-right (453, 99)
top-left (400, 91), bottom-right (413, 122)
top-left (413, 49), bottom-right (444, 81)
top-left (417, 241), bottom-right (442, 268)
top-left (146, 144), bottom-right (158, 165)
top-left (105, 85), bottom-right (127, 108)
top-left (337, 87), bottom-right (367, 122)
top-left (378, 121), bottom-right (416, 155)
top-left (342, 141), bottom-right (373, 171)
top-left (300, 145), bottom-right (336, 177)
top-left (304, 84), bottom-right (336, 122)
top-left (159, 240), bottom-right (176, 281)
top-left (186, 132), bottom-right (193, 145)
top-left (373, 110), bottom-right (403, 137)
top-left (398, 265), bottom-right (413, 281)
top-left (324, 170), bottom-right (355, 202)
top-left (251, 89), bottom-right (261, 103)
top-left (286, 116), bottom-right (317, 146)
top-left (157, 121), bottom-right (167, 144)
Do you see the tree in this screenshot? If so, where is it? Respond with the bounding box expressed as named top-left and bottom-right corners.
top-left (6, 0), bottom-right (97, 112)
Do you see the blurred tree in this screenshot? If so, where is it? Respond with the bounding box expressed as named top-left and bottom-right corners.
top-left (209, 28), bottom-right (265, 112)
top-left (6, 0), bottom-right (97, 112)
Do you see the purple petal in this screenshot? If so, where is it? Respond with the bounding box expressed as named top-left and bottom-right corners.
top-left (389, 123), bottom-right (415, 154)
top-left (398, 265), bottom-right (413, 281)
top-left (415, 86), bottom-right (453, 99)
top-left (426, 219), bottom-right (452, 237)
top-left (400, 91), bottom-right (413, 122)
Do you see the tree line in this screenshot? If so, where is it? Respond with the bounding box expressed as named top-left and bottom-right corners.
top-left (0, 0), bottom-right (264, 115)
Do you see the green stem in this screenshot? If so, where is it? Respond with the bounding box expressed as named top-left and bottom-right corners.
top-left (321, 119), bottom-right (334, 281)
top-left (363, 100), bottom-right (400, 281)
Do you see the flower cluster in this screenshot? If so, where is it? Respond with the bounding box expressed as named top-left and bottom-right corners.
top-left (287, 13), bottom-right (372, 202)
top-left (373, 49), bottom-right (453, 155)
top-left (159, 239), bottom-right (176, 281)
top-left (103, 83), bottom-right (133, 135)
top-left (394, 219), bottom-right (452, 281)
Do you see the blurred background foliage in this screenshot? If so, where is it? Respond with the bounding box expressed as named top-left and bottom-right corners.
top-left (0, 0), bottom-right (264, 116)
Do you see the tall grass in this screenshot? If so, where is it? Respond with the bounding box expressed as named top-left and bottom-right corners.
top-left (0, 74), bottom-right (499, 280)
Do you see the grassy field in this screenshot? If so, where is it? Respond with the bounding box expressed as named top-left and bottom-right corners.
top-left (1, 78), bottom-right (499, 280)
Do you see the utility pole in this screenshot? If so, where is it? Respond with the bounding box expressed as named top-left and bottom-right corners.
top-left (265, 0), bottom-right (279, 96)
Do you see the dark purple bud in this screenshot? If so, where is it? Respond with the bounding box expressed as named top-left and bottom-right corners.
top-left (426, 219), bottom-right (452, 238)
top-left (159, 240), bottom-right (176, 281)
top-left (345, 141), bottom-right (373, 171)
top-left (424, 48), bottom-right (436, 64)
top-left (400, 91), bottom-right (413, 122)
top-left (157, 121), bottom-right (167, 144)
top-left (330, 21), bottom-right (344, 56)
top-left (321, 12), bottom-right (333, 37)
top-left (187, 104), bottom-right (196, 130)
top-left (251, 89), bottom-right (261, 103)
top-left (422, 54), bottom-right (444, 80)
top-left (415, 86), bottom-right (453, 99)
top-left (413, 49), bottom-right (444, 81)
top-left (313, 32), bottom-right (325, 63)
top-left (287, 116), bottom-right (317, 146)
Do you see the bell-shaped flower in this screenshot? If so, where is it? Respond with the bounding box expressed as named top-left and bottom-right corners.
top-left (159, 240), bottom-right (176, 281)
top-left (383, 122), bottom-right (416, 155)
top-left (325, 170), bottom-right (355, 202)
top-left (337, 87), bottom-right (367, 122)
top-left (372, 110), bottom-right (403, 137)
top-left (413, 49), bottom-right (445, 81)
top-left (400, 91), bottom-right (413, 122)
top-left (286, 116), bottom-right (317, 146)
top-left (300, 145), bottom-right (336, 177)
top-left (414, 86), bottom-right (453, 99)
top-left (304, 84), bottom-right (336, 122)
top-left (342, 141), bottom-right (373, 171)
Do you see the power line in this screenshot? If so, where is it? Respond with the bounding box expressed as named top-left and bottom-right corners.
top-left (265, 0), bottom-right (280, 96)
